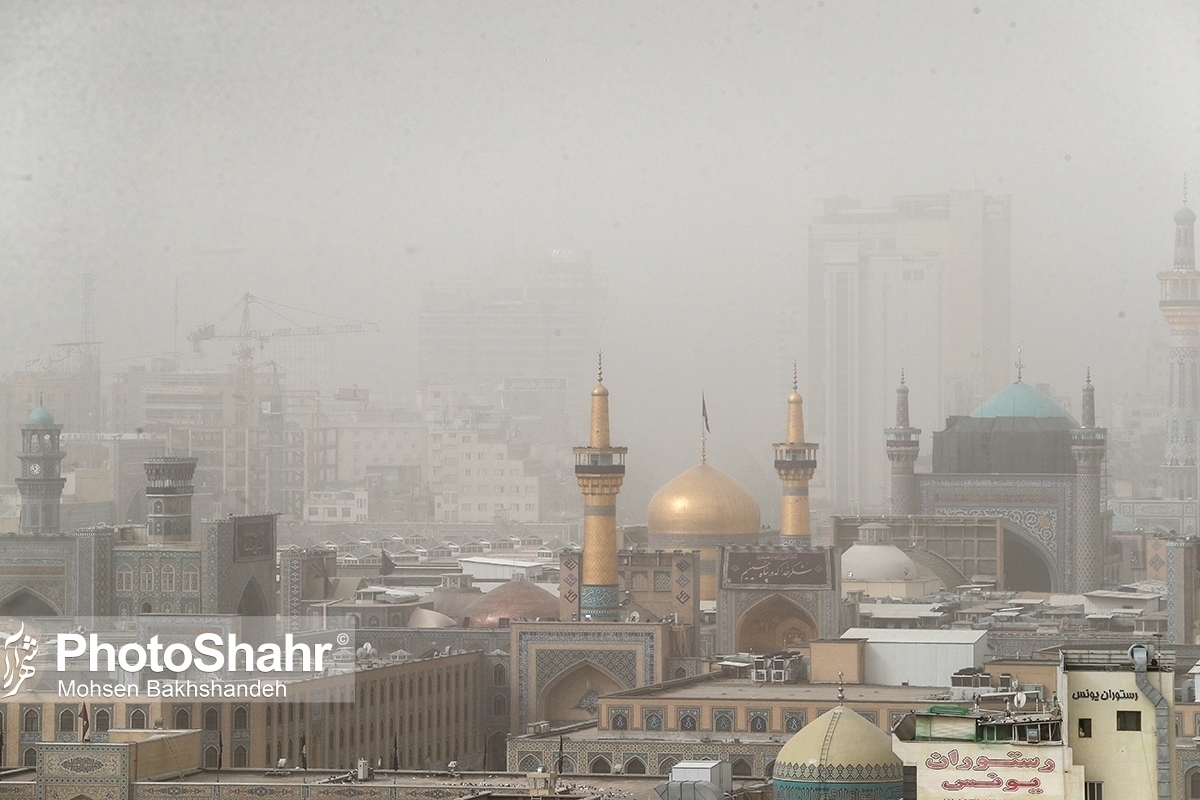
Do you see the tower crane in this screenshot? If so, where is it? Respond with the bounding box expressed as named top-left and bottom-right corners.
top-left (189, 293), bottom-right (380, 426)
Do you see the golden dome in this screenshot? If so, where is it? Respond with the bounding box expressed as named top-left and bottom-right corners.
top-left (647, 463), bottom-right (761, 537)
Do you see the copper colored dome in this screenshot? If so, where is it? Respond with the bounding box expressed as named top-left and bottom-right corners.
top-left (458, 579), bottom-right (560, 627)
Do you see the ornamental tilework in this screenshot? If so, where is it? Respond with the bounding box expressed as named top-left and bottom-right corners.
top-left (920, 474), bottom-right (1077, 591)
top-left (507, 736), bottom-right (783, 777)
top-left (515, 627), bottom-right (657, 732)
top-left (715, 586), bottom-right (838, 655)
top-left (773, 761), bottom-right (905, 781)
top-left (534, 650), bottom-right (636, 694)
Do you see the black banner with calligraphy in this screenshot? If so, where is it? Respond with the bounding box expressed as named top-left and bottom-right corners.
top-left (722, 550), bottom-right (832, 588)
top-left (233, 516), bottom-right (274, 561)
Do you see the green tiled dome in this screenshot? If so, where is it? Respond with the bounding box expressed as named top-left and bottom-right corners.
top-left (968, 382), bottom-right (1074, 421)
top-left (26, 406), bottom-right (54, 426)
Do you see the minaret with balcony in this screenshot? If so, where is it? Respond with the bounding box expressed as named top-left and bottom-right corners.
top-left (573, 355), bottom-right (627, 620)
top-left (775, 364), bottom-right (819, 540)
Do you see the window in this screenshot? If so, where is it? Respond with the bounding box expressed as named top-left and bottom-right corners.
top-left (654, 571), bottom-right (671, 592)
top-left (23, 708), bottom-right (39, 732)
top-left (204, 708), bottom-right (219, 730)
top-left (183, 565), bottom-right (200, 593)
top-left (493, 695), bottom-right (507, 716)
top-left (161, 564), bottom-right (176, 593)
top-left (493, 664), bottom-right (506, 685)
top-left (94, 708), bottom-right (110, 733)
top-left (130, 708), bottom-right (147, 729)
top-left (58, 708), bottom-right (74, 733)
top-left (1190, 770), bottom-right (1200, 800)
top-left (233, 745), bottom-right (248, 768)
top-left (234, 706), bottom-right (248, 730)
top-left (174, 707), bottom-right (191, 729)
top-left (1117, 710), bottom-right (1141, 731)
top-left (1078, 718), bottom-right (1092, 737)
top-left (23, 748), bottom-right (35, 767)
top-left (1085, 782), bottom-right (1104, 800)
top-left (140, 565), bottom-right (154, 592)
top-left (116, 564), bottom-right (133, 592)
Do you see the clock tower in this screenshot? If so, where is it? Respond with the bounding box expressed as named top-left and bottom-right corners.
top-left (16, 405), bottom-right (66, 535)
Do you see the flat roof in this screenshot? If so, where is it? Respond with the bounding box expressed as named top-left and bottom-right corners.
top-left (841, 628), bottom-right (988, 644)
top-left (608, 677), bottom-right (946, 703)
top-left (458, 557), bottom-right (543, 568)
top-left (858, 604), bottom-right (946, 619)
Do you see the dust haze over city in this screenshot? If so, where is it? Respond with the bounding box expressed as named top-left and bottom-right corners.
top-left (2, 1), bottom-right (1198, 523)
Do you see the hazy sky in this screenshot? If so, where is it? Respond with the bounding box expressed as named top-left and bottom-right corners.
top-left (2, 1), bottom-right (1198, 520)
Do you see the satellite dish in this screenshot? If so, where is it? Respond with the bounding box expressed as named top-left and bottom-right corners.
top-left (1014, 691), bottom-right (1027, 709)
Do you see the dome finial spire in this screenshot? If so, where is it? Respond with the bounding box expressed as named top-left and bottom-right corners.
top-left (701, 393), bottom-right (710, 464)
top-left (900, 367), bottom-right (906, 386)
top-left (837, 671), bottom-right (845, 705)
top-left (792, 360), bottom-right (798, 392)
top-left (597, 349), bottom-right (603, 384)
top-left (1014, 347), bottom-right (1024, 383)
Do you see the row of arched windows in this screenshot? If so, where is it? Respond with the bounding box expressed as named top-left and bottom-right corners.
top-left (21, 707), bottom-right (114, 735)
top-left (537, 755), bottom-right (760, 776)
top-left (171, 706), bottom-right (245, 731)
top-left (115, 563), bottom-right (199, 593)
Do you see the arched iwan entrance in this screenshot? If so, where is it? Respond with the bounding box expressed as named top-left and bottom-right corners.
top-left (538, 662), bottom-right (624, 726)
top-left (237, 578), bottom-right (268, 616)
top-left (1002, 532), bottom-right (1054, 593)
top-left (0, 588), bottom-right (60, 618)
top-left (486, 732), bottom-right (508, 771)
top-left (735, 594), bottom-right (816, 652)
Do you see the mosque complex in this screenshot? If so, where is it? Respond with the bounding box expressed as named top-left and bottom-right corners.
top-left (0, 205), bottom-right (1197, 800)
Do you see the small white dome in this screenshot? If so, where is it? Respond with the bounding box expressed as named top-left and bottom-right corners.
top-left (842, 543), bottom-right (920, 582)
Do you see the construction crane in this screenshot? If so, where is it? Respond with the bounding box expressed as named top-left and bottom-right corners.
top-left (189, 293), bottom-right (380, 426)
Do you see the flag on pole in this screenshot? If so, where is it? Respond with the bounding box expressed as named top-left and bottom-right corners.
top-left (300, 736), bottom-right (308, 770)
top-left (380, 548), bottom-right (396, 576)
top-left (701, 394), bottom-right (711, 433)
top-left (217, 731), bottom-right (223, 770)
top-left (79, 703), bottom-right (89, 742)
top-left (392, 733), bottom-right (399, 771)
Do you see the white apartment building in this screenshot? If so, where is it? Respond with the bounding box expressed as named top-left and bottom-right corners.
top-left (430, 429), bottom-right (540, 524)
top-left (333, 420), bottom-right (427, 483)
top-left (304, 488), bottom-right (368, 523)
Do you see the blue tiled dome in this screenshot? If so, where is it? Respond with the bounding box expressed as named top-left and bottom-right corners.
top-left (26, 406), bottom-right (54, 427)
top-left (1176, 206), bottom-right (1197, 225)
top-left (968, 382), bottom-right (1074, 421)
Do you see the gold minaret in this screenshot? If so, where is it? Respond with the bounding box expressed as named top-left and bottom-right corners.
top-left (573, 353), bottom-right (627, 620)
top-left (775, 363), bottom-right (819, 540)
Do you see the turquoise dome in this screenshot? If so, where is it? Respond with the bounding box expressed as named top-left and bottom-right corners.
top-left (968, 382), bottom-right (1074, 421)
top-left (26, 407), bottom-right (54, 427)
top-left (1177, 206), bottom-right (1197, 225)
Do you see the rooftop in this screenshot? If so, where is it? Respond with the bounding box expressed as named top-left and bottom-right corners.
top-left (841, 628), bottom-right (988, 644)
top-left (604, 675), bottom-right (947, 703)
top-left (968, 382), bottom-right (1076, 421)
